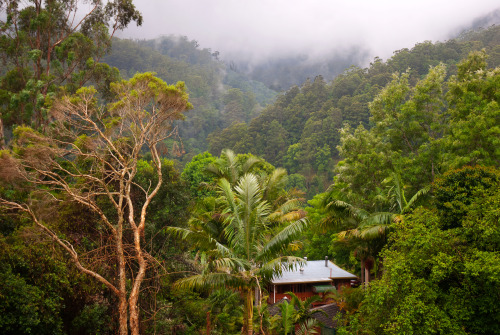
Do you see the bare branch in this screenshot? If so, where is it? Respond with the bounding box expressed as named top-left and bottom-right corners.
top-left (0, 72), bottom-right (190, 335)
top-left (0, 199), bottom-right (120, 296)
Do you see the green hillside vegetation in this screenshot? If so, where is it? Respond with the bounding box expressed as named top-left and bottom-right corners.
top-left (230, 47), bottom-right (369, 91)
top-left (103, 36), bottom-right (277, 160)
top-left (0, 1), bottom-right (499, 333)
top-left (207, 25), bottom-right (500, 197)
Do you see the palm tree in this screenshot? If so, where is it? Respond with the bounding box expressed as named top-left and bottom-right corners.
top-left (271, 299), bottom-right (296, 335)
top-left (339, 172), bottom-right (429, 241)
top-left (287, 292), bottom-right (325, 326)
top-left (295, 319), bottom-right (321, 335)
top-left (323, 172), bottom-right (429, 284)
top-left (271, 292), bottom-right (326, 334)
top-left (170, 173), bottom-right (308, 334)
top-left (205, 149), bottom-right (263, 185)
top-left (206, 149), bottom-right (301, 212)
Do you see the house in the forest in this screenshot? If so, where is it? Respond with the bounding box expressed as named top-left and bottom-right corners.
top-left (268, 257), bottom-right (357, 334)
top-left (268, 257), bottom-right (357, 305)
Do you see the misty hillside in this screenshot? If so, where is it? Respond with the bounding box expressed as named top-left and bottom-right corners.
top-left (1, 2), bottom-right (500, 334)
top-left (103, 24), bottom-right (500, 179)
top-left (222, 10), bottom-right (500, 91)
top-left (103, 36), bottom-right (278, 158)
top-left (463, 7), bottom-right (500, 32)
top-left (228, 47), bottom-right (370, 91)
top-left (204, 24), bottom-right (500, 197)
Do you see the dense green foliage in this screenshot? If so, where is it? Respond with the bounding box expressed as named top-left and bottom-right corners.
top-left (171, 153), bottom-right (308, 334)
top-left (0, 232), bottom-right (109, 335)
top-left (341, 167), bottom-right (500, 334)
top-left (103, 36), bottom-right (277, 159)
top-left (296, 46), bottom-right (499, 292)
top-left (1, 2), bottom-right (500, 332)
top-left (0, 0), bottom-right (142, 135)
top-left (206, 25), bottom-right (500, 197)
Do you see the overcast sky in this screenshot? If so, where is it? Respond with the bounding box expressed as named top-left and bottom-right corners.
top-left (116, 0), bottom-right (500, 64)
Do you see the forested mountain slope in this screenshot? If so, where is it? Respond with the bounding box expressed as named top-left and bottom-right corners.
top-left (229, 47), bottom-right (369, 91)
top-left (103, 37), bottom-right (277, 160)
top-left (1, 1), bottom-right (499, 332)
top-left (229, 8), bottom-right (500, 91)
top-left (206, 25), bottom-right (500, 196)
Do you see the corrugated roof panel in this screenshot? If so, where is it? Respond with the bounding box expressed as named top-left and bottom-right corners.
top-left (272, 260), bottom-right (357, 284)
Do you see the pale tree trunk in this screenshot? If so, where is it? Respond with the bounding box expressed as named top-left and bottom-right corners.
top-left (365, 265), bottom-right (370, 286)
top-left (0, 73), bottom-right (190, 335)
top-left (243, 288), bottom-right (254, 335)
top-left (128, 147), bottom-right (162, 335)
top-left (117, 219), bottom-right (128, 335)
top-left (118, 291), bottom-right (128, 335)
top-left (129, 228), bottom-right (147, 335)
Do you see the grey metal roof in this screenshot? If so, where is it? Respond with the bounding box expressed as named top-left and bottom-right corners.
top-left (271, 260), bottom-right (357, 284)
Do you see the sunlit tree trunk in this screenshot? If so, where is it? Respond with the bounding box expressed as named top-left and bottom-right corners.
top-left (117, 213), bottom-right (128, 335)
top-left (243, 288), bottom-right (254, 335)
top-left (0, 73), bottom-right (190, 335)
top-left (129, 228), bottom-right (147, 335)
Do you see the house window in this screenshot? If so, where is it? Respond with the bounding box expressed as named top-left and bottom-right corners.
top-left (295, 284), bottom-right (307, 293)
top-left (277, 284), bottom-right (291, 294)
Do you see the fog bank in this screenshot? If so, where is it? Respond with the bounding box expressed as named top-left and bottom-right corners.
top-left (118, 0), bottom-right (500, 64)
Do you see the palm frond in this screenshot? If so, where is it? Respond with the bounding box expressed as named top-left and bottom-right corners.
top-left (361, 211), bottom-right (395, 226)
top-left (276, 198), bottom-right (304, 215)
top-left (166, 226), bottom-right (194, 240)
top-left (338, 210), bottom-right (394, 242)
top-left (404, 185), bottom-right (430, 213)
top-left (337, 229), bottom-right (353, 240)
top-left (258, 256), bottom-right (304, 280)
top-left (320, 198), bottom-right (367, 231)
top-left (240, 155), bottom-right (262, 175)
top-left (324, 199), bottom-right (353, 213)
top-left (390, 172), bottom-right (406, 213)
top-left (167, 226), bottom-right (234, 257)
top-left (205, 149), bottom-right (240, 183)
top-left (222, 149), bottom-right (239, 183)
top-left (166, 226), bottom-right (216, 250)
top-left (235, 173), bottom-right (264, 215)
top-left (303, 294), bottom-right (324, 307)
top-left (278, 300), bottom-right (296, 334)
top-left (296, 319), bottom-right (321, 335)
top-left (263, 167), bottom-right (288, 196)
top-left (357, 223), bottom-right (391, 240)
top-left (174, 272), bottom-right (246, 291)
top-left (261, 218), bottom-right (308, 257)
top-left (213, 240), bottom-right (236, 258)
top-left (218, 177), bottom-right (236, 210)
top-left (280, 210), bottom-right (307, 223)
top-left (205, 162), bottom-right (225, 179)
top-left (268, 197), bottom-right (305, 223)
top-left (286, 290), bottom-right (303, 308)
top-left (212, 257), bottom-right (250, 272)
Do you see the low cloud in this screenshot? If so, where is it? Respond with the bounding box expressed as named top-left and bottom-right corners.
top-left (118, 0), bottom-right (500, 64)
